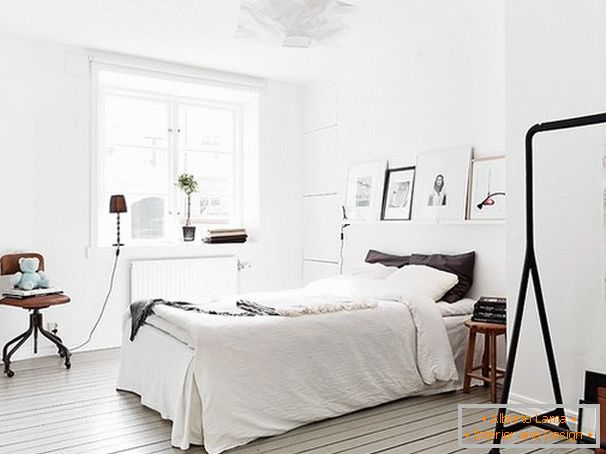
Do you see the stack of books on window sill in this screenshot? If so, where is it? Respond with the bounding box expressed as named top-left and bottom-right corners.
top-left (471, 296), bottom-right (506, 324)
top-left (203, 228), bottom-right (248, 244)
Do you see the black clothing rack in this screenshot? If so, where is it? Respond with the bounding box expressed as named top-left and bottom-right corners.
top-left (489, 112), bottom-right (606, 453)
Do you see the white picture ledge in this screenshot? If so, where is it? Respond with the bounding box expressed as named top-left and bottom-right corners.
top-left (343, 219), bottom-right (505, 226)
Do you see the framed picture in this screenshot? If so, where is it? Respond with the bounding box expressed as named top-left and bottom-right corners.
top-left (345, 160), bottom-right (388, 221)
top-left (468, 156), bottom-right (506, 220)
top-left (381, 167), bottom-right (415, 221)
top-left (411, 146), bottom-right (472, 221)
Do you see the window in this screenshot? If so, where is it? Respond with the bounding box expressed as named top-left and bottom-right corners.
top-left (94, 67), bottom-right (259, 246)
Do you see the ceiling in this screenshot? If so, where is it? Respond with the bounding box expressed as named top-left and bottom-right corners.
top-left (0, 0), bottom-right (495, 82)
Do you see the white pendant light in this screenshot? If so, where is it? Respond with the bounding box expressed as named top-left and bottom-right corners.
top-left (235, 0), bottom-right (357, 48)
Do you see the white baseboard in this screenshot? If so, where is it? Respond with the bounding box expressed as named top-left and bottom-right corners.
top-left (509, 392), bottom-right (579, 420)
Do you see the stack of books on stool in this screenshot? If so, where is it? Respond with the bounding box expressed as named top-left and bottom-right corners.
top-left (2, 287), bottom-right (64, 299)
top-left (471, 296), bottom-right (506, 324)
top-left (203, 228), bottom-right (248, 244)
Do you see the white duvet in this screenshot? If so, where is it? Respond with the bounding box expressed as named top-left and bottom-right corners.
top-left (149, 276), bottom-right (459, 454)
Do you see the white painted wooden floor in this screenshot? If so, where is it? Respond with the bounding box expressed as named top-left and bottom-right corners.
top-left (0, 349), bottom-right (593, 454)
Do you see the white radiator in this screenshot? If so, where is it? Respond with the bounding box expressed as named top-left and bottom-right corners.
top-left (130, 256), bottom-right (238, 303)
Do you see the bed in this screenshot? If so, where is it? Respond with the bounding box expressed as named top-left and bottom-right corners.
top-left (117, 266), bottom-right (482, 454)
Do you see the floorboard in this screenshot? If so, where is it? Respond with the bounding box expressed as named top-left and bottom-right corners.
top-left (0, 348), bottom-right (594, 454)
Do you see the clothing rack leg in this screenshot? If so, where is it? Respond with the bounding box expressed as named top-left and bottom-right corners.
top-left (489, 256), bottom-right (531, 453)
top-left (529, 257), bottom-right (569, 427)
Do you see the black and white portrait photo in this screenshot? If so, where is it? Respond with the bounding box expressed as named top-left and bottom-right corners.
top-left (428, 174), bottom-right (447, 206)
top-left (381, 167), bottom-right (415, 220)
top-left (412, 147), bottom-right (472, 220)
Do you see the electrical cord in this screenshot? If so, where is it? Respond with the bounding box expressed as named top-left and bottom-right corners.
top-left (339, 228), bottom-right (346, 274)
top-left (339, 205), bottom-right (350, 274)
top-left (71, 248), bottom-right (120, 351)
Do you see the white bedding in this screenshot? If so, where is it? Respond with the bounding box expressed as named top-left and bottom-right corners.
top-left (147, 295), bottom-right (476, 346)
top-left (119, 277), bottom-right (474, 454)
top-left (437, 297), bottom-right (475, 317)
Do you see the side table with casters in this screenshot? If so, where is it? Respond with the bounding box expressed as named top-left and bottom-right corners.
top-left (0, 253), bottom-right (72, 377)
top-left (462, 320), bottom-right (506, 403)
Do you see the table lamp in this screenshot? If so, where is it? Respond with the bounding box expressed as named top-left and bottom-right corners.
top-left (109, 195), bottom-right (127, 254)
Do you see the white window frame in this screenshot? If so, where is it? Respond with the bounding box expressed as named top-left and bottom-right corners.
top-left (89, 57), bottom-right (262, 248)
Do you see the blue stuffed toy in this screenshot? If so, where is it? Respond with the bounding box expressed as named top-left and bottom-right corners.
top-left (10, 257), bottom-right (51, 290)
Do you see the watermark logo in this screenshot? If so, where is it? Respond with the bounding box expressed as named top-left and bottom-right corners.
top-left (458, 404), bottom-right (600, 449)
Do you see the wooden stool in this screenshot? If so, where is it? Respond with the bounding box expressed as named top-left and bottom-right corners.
top-left (463, 320), bottom-right (506, 403)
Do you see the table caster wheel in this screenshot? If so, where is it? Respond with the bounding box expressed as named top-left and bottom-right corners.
top-left (59, 351), bottom-right (65, 358)
top-left (6, 369), bottom-right (14, 378)
top-left (65, 361), bottom-right (71, 370)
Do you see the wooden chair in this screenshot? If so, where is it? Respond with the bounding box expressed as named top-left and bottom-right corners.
top-left (0, 253), bottom-right (71, 377)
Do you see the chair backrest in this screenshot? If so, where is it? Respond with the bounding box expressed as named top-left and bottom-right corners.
top-left (0, 253), bottom-right (45, 276)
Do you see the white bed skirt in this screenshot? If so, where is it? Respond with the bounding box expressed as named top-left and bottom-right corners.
top-left (115, 314), bottom-right (482, 451)
top-left (116, 320), bottom-right (203, 449)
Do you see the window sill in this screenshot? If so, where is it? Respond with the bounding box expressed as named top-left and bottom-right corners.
top-left (86, 241), bottom-right (255, 260)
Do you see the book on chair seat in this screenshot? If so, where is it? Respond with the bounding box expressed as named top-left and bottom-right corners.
top-left (2, 287), bottom-right (64, 298)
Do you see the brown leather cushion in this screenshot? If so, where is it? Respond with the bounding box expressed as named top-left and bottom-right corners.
top-left (0, 294), bottom-right (70, 309)
top-left (0, 253), bottom-right (45, 275)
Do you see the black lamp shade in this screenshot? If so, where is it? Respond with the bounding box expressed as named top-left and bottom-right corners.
top-left (109, 195), bottom-right (127, 214)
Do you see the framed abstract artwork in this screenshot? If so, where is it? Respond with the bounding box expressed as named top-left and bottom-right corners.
top-left (345, 160), bottom-right (387, 221)
top-left (381, 166), bottom-right (415, 221)
top-left (468, 156), bottom-right (506, 220)
top-left (411, 147), bottom-right (472, 221)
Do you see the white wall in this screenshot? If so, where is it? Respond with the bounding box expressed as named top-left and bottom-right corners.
top-left (0, 34), bottom-right (303, 360)
top-left (301, 2), bottom-right (507, 294)
top-left (0, 37), bottom-right (39, 353)
top-left (506, 0), bottom-right (606, 405)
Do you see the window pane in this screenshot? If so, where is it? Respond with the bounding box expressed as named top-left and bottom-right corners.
top-left (182, 150), bottom-right (236, 224)
top-left (184, 151), bottom-right (234, 195)
top-left (105, 96), bottom-right (169, 147)
top-left (129, 196), bottom-right (167, 240)
top-left (105, 145), bottom-right (169, 193)
top-left (181, 105), bottom-right (234, 153)
top-left (199, 195), bottom-right (233, 224)
top-left (187, 193), bottom-right (233, 225)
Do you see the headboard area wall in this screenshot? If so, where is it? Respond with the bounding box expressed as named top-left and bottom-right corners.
top-left (301, 21), bottom-right (507, 300)
top-left (302, 216), bottom-right (506, 300)
top-left (341, 222), bottom-right (506, 299)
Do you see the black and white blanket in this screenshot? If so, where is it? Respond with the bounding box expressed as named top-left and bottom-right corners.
top-left (129, 296), bottom-right (379, 341)
top-left (129, 298), bottom-right (280, 341)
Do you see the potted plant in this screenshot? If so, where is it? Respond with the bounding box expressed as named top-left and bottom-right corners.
top-left (176, 173), bottom-right (199, 242)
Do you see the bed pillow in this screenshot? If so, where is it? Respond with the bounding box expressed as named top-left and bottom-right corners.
top-left (383, 265), bottom-right (459, 301)
top-left (365, 250), bottom-right (410, 268)
top-left (409, 252), bottom-right (475, 303)
top-left (436, 298), bottom-right (475, 317)
top-left (345, 262), bottom-right (397, 279)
